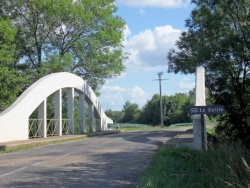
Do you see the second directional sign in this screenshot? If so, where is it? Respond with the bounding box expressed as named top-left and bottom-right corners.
top-left (190, 105), bottom-right (225, 115)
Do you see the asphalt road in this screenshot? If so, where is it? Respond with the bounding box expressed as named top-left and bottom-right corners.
top-left (0, 130), bottom-right (184, 188)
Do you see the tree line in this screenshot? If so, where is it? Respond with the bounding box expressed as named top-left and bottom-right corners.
top-left (105, 90), bottom-right (195, 126)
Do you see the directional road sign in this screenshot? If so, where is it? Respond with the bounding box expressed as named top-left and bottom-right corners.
top-left (190, 105), bottom-right (225, 115)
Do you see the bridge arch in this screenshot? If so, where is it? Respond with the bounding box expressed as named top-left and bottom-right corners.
top-left (0, 72), bottom-right (113, 142)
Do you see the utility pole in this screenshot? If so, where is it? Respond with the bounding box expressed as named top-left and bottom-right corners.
top-left (154, 72), bottom-right (168, 127)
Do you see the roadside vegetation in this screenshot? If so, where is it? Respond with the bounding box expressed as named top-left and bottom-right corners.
top-left (136, 143), bottom-right (250, 188)
top-left (134, 120), bottom-right (250, 187)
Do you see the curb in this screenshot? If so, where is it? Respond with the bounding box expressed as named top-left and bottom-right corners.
top-left (164, 128), bottom-right (196, 149)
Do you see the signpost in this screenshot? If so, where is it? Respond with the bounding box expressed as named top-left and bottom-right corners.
top-left (190, 105), bottom-right (225, 150)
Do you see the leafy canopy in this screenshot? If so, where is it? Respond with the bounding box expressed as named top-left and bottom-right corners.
top-left (0, 18), bottom-right (28, 111)
top-left (0, 0), bottom-right (126, 91)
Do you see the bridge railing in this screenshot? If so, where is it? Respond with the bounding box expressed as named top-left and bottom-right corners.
top-left (47, 119), bottom-right (59, 136)
top-left (29, 119), bottom-right (43, 138)
top-left (29, 118), bottom-right (99, 138)
top-left (62, 119), bottom-right (72, 135)
top-left (29, 119), bottom-right (74, 138)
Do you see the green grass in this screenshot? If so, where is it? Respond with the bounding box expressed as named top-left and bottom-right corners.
top-left (110, 123), bottom-right (194, 132)
top-left (207, 127), bottom-right (216, 137)
top-left (121, 126), bottom-right (168, 132)
top-left (170, 123), bottom-right (193, 127)
top-left (136, 144), bottom-right (250, 188)
top-left (121, 125), bottom-right (194, 132)
top-left (206, 118), bottom-right (217, 126)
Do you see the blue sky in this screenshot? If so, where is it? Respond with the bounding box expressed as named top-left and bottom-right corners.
top-left (99, 0), bottom-right (195, 111)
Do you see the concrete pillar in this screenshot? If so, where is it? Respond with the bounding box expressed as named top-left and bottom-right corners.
top-left (102, 116), bottom-right (106, 131)
top-left (88, 103), bottom-right (94, 132)
top-left (79, 93), bottom-right (85, 133)
top-left (96, 119), bottom-right (102, 131)
top-left (38, 99), bottom-right (47, 138)
top-left (193, 67), bottom-right (207, 150)
top-left (67, 88), bottom-right (74, 134)
top-left (54, 89), bottom-right (62, 136)
top-left (100, 117), bottom-right (104, 131)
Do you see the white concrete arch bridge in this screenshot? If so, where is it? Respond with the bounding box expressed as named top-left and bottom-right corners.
top-left (0, 72), bottom-right (113, 143)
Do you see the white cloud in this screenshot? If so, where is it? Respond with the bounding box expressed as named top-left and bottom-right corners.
top-left (131, 86), bottom-right (151, 105)
top-left (100, 85), bottom-right (151, 110)
top-left (177, 79), bottom-right (195, 93)
top-left (100, 86), bottom-right (127, 110)
top-left (131, 86), bottom-right (145, 97)
top-left (123, 25), bottom-right (182, 71)
top-left (117, 0), bottom-right (191, 8)
top-left (105, 72), bottom-right (127, 84)
top-left (123, 25), bottom-right (132, 38)
top-left (101, 86), bottom-right (127, 92)
top-left (126, 29), bottom-right (156, 51)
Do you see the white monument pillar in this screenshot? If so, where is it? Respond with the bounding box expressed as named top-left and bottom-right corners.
top-left (54, 89), bottom-right (62, 136)
top-left (38, 99), bottom-right (47, 138)
top-left (193, 67), bottom-right (207, 150)
top-left (79, 93), bottom-right (85, 133)
top-left (89, 103), bottom-right (94, 132)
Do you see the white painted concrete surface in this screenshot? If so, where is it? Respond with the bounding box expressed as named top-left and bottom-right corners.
top-left (193, 67), bottom-right (207, 150)
top-left (0, 72), bottom-right (113, 143)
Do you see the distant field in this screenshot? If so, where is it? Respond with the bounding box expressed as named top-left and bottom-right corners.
top-left (108, 123), bottom-right (191, 132)
top-left (108, 119), bottom-right (217, 132)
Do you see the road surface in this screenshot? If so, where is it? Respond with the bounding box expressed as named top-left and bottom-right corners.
top-left (0, 129), bottom-right (186, 187)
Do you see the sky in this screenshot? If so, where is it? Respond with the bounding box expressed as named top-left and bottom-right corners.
top-left (99, 0), bottom-right (196, 111)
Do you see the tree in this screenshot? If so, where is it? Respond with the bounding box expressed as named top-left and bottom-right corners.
top-left (167, 0), bottom-right (250, 144)
top-left (0, 0), bottom-right (126, 91)
top-left (0, 18), bottom-right (28, 111)
top-left (105, 109), bottom-right (124, 123)
top-left (138, 93), bottom-right (193, 126)
top-left (164, 93), bottom-right (192, 125)
top-left (121, 101), bottom-right (140, 123)
top-left (138, 94), bottom-right (161, 126)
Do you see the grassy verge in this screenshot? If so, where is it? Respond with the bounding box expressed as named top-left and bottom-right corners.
top-left (136, 144), bottom-right (250, 188)
top-left (121, 126), bottom-right (168, 132)
top-left (120, 125), bottom-right (193, 132)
